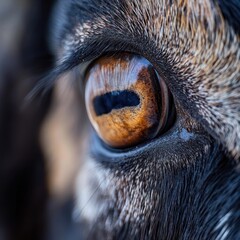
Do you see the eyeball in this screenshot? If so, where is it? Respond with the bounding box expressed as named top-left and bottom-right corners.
top-left (84, 53), bottom-right (173, 148)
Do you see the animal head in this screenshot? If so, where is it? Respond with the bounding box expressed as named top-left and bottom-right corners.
top-left (38, 0), bottom-right (240, 239)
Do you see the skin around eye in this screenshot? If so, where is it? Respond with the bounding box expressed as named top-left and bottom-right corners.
top-left (84, 53), bottom-right (171, 148)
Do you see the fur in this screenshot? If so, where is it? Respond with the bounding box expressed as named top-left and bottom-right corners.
top-left (0, 0), bottom-right (239, 239)
top-left (48, 0), bottom-right (240, 239)
top-left (53, 0), bottom-right (240, 159)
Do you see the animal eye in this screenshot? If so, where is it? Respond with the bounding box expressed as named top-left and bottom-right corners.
top-left (84, 53), bottom-right (174, 148)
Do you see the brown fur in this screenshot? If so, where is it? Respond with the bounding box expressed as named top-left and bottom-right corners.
top-left (60, 0), bottom-right (239, 159)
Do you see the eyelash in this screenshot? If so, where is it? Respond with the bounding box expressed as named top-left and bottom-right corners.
top-left (30, 33), bottom-right (177, 104)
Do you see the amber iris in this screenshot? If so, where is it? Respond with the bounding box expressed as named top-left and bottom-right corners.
top-left (85, 53), bottom-right (170, 148)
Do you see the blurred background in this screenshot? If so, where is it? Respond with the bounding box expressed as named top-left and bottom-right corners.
top-left (0, 1), bottom-right (86, 239)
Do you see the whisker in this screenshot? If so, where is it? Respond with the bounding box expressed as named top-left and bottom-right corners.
top-left (76, 176), bottom-right (107, 219)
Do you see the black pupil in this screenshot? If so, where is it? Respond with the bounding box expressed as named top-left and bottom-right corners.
top-left (93, 90), bottom-right (140, 116)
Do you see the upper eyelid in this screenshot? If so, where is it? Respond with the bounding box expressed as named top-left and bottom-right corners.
top-left (60, 37), bottom-right (167, 96)
top-left (54, 30), bottom-right (173, 97)
top-left (57, 37), bottom-right (142, 77)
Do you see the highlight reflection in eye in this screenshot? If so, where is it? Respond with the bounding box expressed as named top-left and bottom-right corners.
top-left (85, 53), bottom-right (174, 148)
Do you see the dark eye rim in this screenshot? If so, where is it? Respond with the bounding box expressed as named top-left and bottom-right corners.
top-left (89, 110), bottom-right (184, 164)
top-left (83, 52), bottom-right (177, 152)
top-left (90, 124), bottom-right (169, 155)
top-left (81, 49), bottom-right (172, 91)
top-left (92, 98), bottom-right (176, 155)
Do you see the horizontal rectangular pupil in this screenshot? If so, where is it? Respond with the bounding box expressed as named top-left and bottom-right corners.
top-left (93, 90), bottom-right (140, 116)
